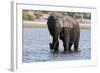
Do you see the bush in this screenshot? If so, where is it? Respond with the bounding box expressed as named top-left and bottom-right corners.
top-left (66, 12), bottom-right (75, 17)
top-left (49, 12), bottom-right (63, 18)
top-left (62, 12), bottom-right (68, 16)
top-left (83, 13), bottom-right (91, 19)
top-left (34, 11), bottom-right (43, 19)
top-left (23, 11), bottom-right (35, 21)
top-left (23, 14), bottom-right (34, 21)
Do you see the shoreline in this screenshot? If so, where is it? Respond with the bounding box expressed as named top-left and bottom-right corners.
top-left (23, 21), bottom-right (91, 29)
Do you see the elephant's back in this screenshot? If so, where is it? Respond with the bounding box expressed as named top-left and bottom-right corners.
top-left (63, 16), bottom-right (80, 42)
top-left (63, 16), bottom-right (79, 29)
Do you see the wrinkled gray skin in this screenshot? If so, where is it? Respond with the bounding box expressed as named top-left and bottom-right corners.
top-left (47, 15), bottom-right (80, 53)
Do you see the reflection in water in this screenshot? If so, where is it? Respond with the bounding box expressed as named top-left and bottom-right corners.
top-left (23, 28), bottom-right (91, 63)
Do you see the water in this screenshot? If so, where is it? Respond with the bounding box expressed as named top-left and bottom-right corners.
top-left (22, 28), bottom-right (91, 63)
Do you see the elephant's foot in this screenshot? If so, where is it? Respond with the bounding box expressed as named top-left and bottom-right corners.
top-left (68, 48), bottom-right (73, 52)
top-left (53, 50), bottom-right (59, 54)
top-left (63, 49), bottom-right (69, 54)
top-left (49, 40), bottom-right (59, 51)
top-left (63, 51), bottom-right (67, 54)
top-left (63, 49), bottom-right (73, 54)
top-left (74, 49), bottom-right (80, 52)
top-left (74, 43), bottom-right (79, 52)
top-left (49, 43), bottom-right (53, 50)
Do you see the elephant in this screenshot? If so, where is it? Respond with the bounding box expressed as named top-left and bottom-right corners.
top-left (47, 15), bottom-right (80, 53)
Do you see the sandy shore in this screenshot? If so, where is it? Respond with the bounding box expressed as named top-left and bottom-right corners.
top-left (23, 21), bottom-right (91, 29)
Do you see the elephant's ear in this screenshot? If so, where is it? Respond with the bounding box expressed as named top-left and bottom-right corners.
top-left (59, 19), bottom-right (63, 28)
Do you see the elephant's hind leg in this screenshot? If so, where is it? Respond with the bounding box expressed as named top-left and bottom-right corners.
top-left (74, 42), bottom-right (79, 52)
top-left (74, 36), bottom-right (80, 52)
top-left (63, 31), bottom-right (70, 52)
top-left (68, 43), bottom-right (73, 52)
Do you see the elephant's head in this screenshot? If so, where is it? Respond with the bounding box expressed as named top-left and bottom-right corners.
top-left (47, 15), bottom-right (63, 51)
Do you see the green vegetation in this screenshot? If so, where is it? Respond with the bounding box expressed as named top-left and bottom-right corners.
top-left (83, 13), bottom-right (91, 19)
top-left (23, 10), bottom-right (91, 21)
top-left (23, 10), bottom-right (91, 29)
top-left (23, 10), bottom-right (35, 21)
top-left (49, 12), bottom-right (63, 18)
top-left (23, 10), bottom-right (43, 20)
top-left (34, 11), bottom-right (43, 19)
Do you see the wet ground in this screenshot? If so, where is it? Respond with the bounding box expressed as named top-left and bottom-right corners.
top-left (22, 28), bottom-right (91, 63)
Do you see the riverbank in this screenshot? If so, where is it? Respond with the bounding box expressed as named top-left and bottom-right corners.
top-left (23, 21), bottom-right (91, 29)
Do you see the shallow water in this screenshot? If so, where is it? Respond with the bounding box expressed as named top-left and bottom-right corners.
top-left (22, 28), bottom-right (91, 63)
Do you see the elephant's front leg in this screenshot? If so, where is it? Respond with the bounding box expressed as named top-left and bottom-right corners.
top-left (49, 38), bottom-right (59, 50)
top-left (49, 33), bottom-right (59, 51)
top-left (63, 28), bottom-right (70, 52)
top-left (52, 34), bottom-right (59, 52)
top-left (52, 28), bottom-right (61, 53)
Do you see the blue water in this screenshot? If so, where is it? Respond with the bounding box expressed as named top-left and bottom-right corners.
top-left (22, 28), bottom-right (91, 63)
